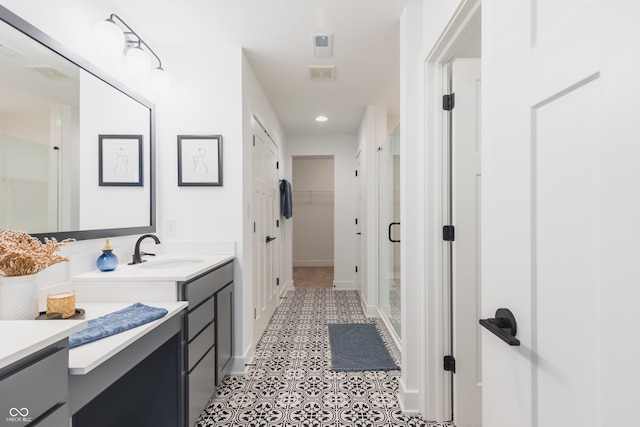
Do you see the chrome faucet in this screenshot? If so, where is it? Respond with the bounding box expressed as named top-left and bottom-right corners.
top-left (129, 234), bottom-right (161, 265)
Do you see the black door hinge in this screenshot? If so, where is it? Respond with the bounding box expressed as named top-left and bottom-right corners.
top-left (276, 277), bottom-right (280, 286)
top-left (355, 218), bottom-right (358, 225)
top-left (355, 170), bottom-right (358, 177)
top-left (355, 266), bottom-right (358, 273)
top-left (253, 222), bottom-right (256, 233)
top-left (276, 161), bottom-right (279, 169)
top-left (252, 136), bottom-right (255, 146)
top-left (443, 93), bottom-right (455, 111)
top-left (276, 219), bottom-right (280, 228)
top-left (443, 225), bottom-right (455, 241)
top-left (444, 355), bottom-right (456, 373)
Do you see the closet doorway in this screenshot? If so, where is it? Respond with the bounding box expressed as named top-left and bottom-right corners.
top-left (292, 156), bottom-right (335, 288)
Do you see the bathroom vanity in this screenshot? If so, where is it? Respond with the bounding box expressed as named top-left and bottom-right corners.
top-left (71, 251), bottom-right (235, 427)
top-left (0, 322), bottom-right (85, 426)
top-left (0, 251), bottom-right (235, 426)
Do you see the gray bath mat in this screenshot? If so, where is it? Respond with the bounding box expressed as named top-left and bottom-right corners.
top-left (327, 323), bottom-right (400, 371)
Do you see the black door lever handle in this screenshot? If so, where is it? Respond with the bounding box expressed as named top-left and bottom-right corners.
top-left (479, 308), bottom-right (520, 346)
top-left (266, 236), bottom-right (276, 243)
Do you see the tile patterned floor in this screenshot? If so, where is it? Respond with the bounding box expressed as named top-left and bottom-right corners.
top-left (196, 289), bottom-right (454, 427)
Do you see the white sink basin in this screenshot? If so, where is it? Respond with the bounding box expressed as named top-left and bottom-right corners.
top-left (137, 258), bottom-right (205, 270)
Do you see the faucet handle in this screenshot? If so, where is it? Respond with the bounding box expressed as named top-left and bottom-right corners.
top-left (140, 251), bottom-right (156, 257)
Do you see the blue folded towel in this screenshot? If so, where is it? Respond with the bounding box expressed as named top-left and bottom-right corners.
top-left (69, 303), bottom-right (168, 348)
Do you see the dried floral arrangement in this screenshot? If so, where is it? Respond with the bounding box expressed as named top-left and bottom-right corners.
top-left (0, 228), bottom-right (75, 277)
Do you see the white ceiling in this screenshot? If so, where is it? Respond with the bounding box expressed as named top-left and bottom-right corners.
top-left (113, 0), bottom-right (408, 136)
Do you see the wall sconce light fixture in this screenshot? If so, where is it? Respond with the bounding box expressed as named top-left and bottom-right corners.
top-left (95, 14), bottom-right (170, 94)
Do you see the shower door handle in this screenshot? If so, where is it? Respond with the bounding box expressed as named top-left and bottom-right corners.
top-left (388, 222), bottom-right (400, 243)
top-left (266, 236), bottom-right (276, 243)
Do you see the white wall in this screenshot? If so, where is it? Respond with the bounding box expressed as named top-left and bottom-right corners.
top-left (284, 135), bottom-right (357, 289)
top-left (292, 157), bottom-right (334, 267)
top-left (398, 0), bottom-right (424, 415)
top-left (2, 111), bottom-right (49, 144)
top-left (422, 1), bottom-right (464, 56)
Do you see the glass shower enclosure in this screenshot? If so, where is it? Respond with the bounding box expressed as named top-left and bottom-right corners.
top-left (378, 125), bottom-right (401, 339)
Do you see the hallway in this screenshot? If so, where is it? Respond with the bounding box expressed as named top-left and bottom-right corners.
top-left (196, 289), bottom-right (453, 426)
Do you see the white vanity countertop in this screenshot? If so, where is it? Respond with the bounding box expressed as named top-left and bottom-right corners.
top-left (72, 253), bottom-right (234, 282)
top-left (68, 301), bottom-right (187, 375)
top-left (0, 319), bottom-right (87, 370)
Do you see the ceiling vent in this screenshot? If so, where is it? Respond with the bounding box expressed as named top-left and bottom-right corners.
top-left (308, 65), bottom-right (336, 80)
top-left (312, 33), bottom-right (333, 57)
top-left (25, 65), bottom-right (69, 79)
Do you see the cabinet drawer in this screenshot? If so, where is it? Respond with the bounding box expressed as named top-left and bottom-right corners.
top-left (0, 346), bottom-right (67, 423)
top-left (183, 262), bottom-right (233, 307)
top-left (187, 296), bottom-right (215, 341)
top-left (187, 347), bottom-right (215, 427)
top-left (188, 321), bottom-right (215, 371)
top-left (31, 403), bottom-right (68, 427)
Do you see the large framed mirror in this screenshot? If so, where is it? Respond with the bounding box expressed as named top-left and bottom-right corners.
top-left (0, 5), bottom-right (155, 241)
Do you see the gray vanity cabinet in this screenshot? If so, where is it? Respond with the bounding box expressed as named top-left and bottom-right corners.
top-left (0, 339), bottom-right (69, 427)
top-left (180, 260), bottom-right (233, 427)
top-left (215, 282), bottom-right (233, 384)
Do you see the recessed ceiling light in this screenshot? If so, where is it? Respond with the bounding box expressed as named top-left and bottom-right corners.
top-left (315, 115), bottom-right (328, 122)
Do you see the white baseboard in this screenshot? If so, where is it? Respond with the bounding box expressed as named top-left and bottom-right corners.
top-left (227, 338), bottom-right (260, 376)
top-left (398, 379), bottom-right (421, 415)
top-left (360, 293), bottom-right (379, 317)
top-left (293, 260), bottom-right (334, 267)
top-left (281, 280), bottom-right (293, 296)
top-left (333, 280), bottom-right (356, 290)
top-left (228, 355), bottom-right (247, 377)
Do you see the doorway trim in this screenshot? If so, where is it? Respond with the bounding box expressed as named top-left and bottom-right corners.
top-left (419, 0), bottom-right (480, 421)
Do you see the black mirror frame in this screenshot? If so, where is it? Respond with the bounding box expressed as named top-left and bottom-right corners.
top-left (0, 5), bottom-right (156, 242)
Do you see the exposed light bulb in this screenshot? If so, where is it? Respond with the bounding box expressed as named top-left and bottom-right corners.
top-left (149, 67), bottom-right (171, 96)
top-left (125, 46), bottom-right (151, 79)
top-left (94, 19), bottom-right (125, 58)
top-left (315, 115), bottom-right (328, 122)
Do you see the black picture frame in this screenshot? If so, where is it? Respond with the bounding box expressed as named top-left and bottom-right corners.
top-left (177, 135), bottom-right (223, 186)
top-left (98, 134), bottom-right (143, 186)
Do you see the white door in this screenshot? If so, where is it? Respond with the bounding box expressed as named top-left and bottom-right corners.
top-left (451, 58), bottom-right (482, 427)
top-left (252, 128), bottom-right (279, 346)
top-left (482, 1), bottom-right (640, 426)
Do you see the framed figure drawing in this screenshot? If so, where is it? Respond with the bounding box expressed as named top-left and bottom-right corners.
top-left (98, 134), bottom-right (143, 186)
top-left (177, 135), bottom-right (223, 186)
